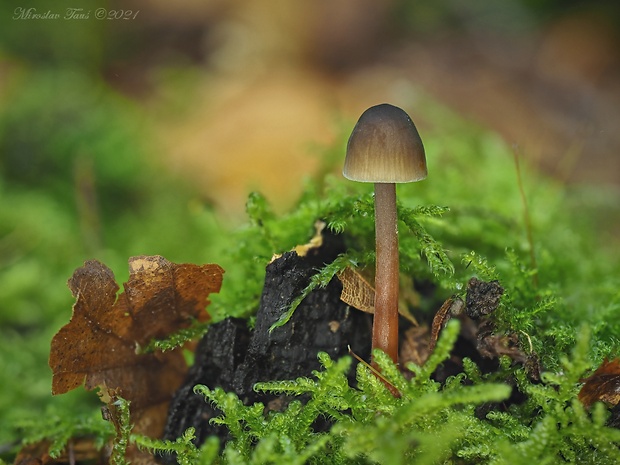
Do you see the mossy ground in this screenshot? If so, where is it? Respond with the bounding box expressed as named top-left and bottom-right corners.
top-left (1, 71), bottom-right (619, 464)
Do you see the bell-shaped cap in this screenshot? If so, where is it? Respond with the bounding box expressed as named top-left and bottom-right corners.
top-left (343, 104), bottom-right (427, 183)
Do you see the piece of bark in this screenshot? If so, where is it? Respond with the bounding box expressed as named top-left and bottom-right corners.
top-left (164, 231), bottom-right (372, 449)
top-left (164, 317), bottom-right (251, 447)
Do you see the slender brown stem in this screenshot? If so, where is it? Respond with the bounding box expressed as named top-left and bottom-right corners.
top-left (373, 182), bottom-right (399, 365)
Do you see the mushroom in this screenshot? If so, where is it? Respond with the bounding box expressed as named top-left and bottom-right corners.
top-left (343, 103), bottom-right (427, 366)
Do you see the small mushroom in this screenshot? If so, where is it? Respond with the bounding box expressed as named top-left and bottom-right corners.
top-left (343, 103), bottom-right (427, 366)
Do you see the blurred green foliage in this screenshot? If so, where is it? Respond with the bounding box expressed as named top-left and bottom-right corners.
top-left (0, 67), bottom-right (230, 455)
top-left (1, 70), bottom-right (148, 215)
top-left (0, 0), bottom-right (105, 69)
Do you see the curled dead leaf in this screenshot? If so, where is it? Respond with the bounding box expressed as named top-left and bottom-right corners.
top-left (429, 296), bottom-right (464, 351)
top-left (49, 255), bottom-right (224, 438)
top-left (337, 266), bottom-right (418, 325)
top-left (338, 267), bottom-right (374, 313)
top-left (579, 358), bottom-right (620, 408)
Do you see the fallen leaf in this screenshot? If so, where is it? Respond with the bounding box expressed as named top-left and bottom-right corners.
top-left (337, 266), bottom-right (418, 325)
top-left (579, 358), bottom-right (620, 407)
top-left (49, 255), bottom-right (224, 438)
top-left (13, 438), bottom-right (104, 465)
top-left (400, 325), bottom-right (431, 368)
top-left (608, 404), bottom-right (620, 429)
top-left (399, 275), bottom-right (422, 312)
top-left (338, 267), bottom-right (375, 313)
top-left (476, 330), bottom-right (527, 363)
top-left (429, 296), bottom-right (464, 351)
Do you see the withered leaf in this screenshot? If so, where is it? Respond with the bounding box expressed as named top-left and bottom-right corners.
top-left (429, 297), bottom-right (464, 351)
top-left (476, 330), bottom-right (527, 363)
top-left (338, 267), bottom-right (375, 314)
top-left (14, 438), bottom-right (103, 465)
top-left (337, 266), bottom-right (418, 325)
top-left (579, 358), bottom-right (620, 408)
top-left (49, 255), bottom-right (224, 437)
top-left (400, 325), bottom-right (431, 369)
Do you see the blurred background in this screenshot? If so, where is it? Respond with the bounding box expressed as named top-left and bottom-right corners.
top-left (1, 0), bottom-right (620, 452)
top-left (2, 0), bottom-right (620, 216)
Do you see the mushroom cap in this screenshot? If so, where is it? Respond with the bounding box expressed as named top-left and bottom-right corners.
top-left (343, 103), bottom-right (427, 183)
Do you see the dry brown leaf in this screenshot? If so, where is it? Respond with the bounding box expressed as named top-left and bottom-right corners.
top-left (13, 438), bottom-right (103, 465)
top-left (429, 296), bottom-right (464, 351)
top-left (400, 325), bottom-right (431, 368)
top-left (49, 255), bottom-right (224, 437)
top-left (338, 267), bottom-right (375, 313)
top-left (477, 332), bottom-right (528, 362)
top-left (579, 358), bottom-right (620, 408)
top-left (337, 266), bottom-right (418, 325)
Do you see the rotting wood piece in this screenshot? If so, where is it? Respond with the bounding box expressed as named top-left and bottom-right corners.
top-left (163, 231), bottom-right (373, 452)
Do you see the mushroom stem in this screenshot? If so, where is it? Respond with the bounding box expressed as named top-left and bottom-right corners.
top-left (373, 182), bottom-right (399, 365)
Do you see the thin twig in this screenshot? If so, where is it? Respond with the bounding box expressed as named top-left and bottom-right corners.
top-left (348, 346), bottom-right (400, 397)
